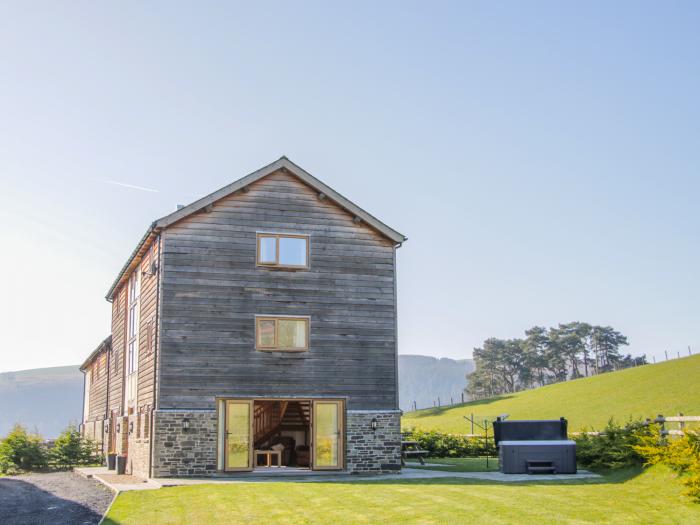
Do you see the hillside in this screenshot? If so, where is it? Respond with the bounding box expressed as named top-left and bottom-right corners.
top-left (398, 355), bottom-right (473, 411)
top-left (0, 365), bottom-right (83, 437)
top-left (403, 354), bottom-right (700, 432)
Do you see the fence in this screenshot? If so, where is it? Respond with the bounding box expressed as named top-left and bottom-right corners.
top-left (571, 414), bottom-right (699, 437)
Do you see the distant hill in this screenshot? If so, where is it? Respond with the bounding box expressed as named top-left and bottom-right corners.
top-left (0, 365), bottom-right (83, 438)
top-left (398, 355), bottom-right (474, 412)
top-left (403, 354), bottom-right (700, 433)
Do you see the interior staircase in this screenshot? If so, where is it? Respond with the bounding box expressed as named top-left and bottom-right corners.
top-left (253, 401), bottom-right (310, 448)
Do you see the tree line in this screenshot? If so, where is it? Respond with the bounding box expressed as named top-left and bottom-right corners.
top-left (466, 322), bottom-right (646, 399)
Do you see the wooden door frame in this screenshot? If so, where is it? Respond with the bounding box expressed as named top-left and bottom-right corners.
top-left (311, 399), bottom-right (345, 471)
top-left (217, 397), bottom-right (345, 472)
top-left (223, 399), bottom-right (254, 472)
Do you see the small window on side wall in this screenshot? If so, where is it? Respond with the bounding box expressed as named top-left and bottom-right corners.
top-left (256, 233), bottom-right (309, 269)
top-left (256, 316), bottom-right (309, 351)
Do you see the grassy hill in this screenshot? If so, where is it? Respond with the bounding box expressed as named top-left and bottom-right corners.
top-left (403, 354), bottom-right (700, 432)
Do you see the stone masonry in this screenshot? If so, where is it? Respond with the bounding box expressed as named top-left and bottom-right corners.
top-left (151, 410), bottom-right (218, 477)
top-left (345, 411), bottom-right (401, 473)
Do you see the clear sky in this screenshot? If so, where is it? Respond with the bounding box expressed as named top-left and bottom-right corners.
top-left (1, 1), bottom-right (698, 373)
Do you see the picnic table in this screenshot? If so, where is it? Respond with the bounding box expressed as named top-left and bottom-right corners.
top-left (401, 439), bottom-right (429, 466)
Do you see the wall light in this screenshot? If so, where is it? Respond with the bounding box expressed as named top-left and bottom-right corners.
top-left (183, 418), bottom-right (190, 431)
top-left (370, 418), bottom-right (378, 431)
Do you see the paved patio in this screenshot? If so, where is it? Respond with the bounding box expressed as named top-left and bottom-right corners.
top-left (75, 466), bottom-right (600, 492)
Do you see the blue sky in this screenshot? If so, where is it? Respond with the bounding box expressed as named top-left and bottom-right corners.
top-left (0, 1), bottom-right (698, 372)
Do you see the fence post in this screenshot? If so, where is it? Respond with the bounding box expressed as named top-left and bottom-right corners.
top-left (665, 350), bottom-right (668, 361)
top-left (680, 413), bottom-right (684, 432)
top-left (413, 400), bottom-right (417, 412)
top-left (461, 392), bottom-right (464, 404)
top-left (438, 397), bottom-right (441, 407)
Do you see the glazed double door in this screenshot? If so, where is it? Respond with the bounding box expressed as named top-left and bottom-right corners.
top-left (223, 399), bottom-right (344, 471)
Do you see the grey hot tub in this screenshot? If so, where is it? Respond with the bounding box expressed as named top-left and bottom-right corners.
top-left (493, 418), bottom-right (576, 474)
top-left (498, 439), bottom-right (576, 474)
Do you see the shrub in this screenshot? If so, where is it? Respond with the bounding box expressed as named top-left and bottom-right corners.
top-left (0, 425), bottom-right (48, 474)
top-left (574, 419), bottom-right (654, 470)
top-left (635, 430), bottom-right (700, 502)
top-left (50, 425), bottom-right (100, 469)
top-left (404, 429), bottom-right (496, 458)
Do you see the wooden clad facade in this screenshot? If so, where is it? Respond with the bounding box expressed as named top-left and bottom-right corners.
top-left (136, 239), bottom-right (160, 408)
top-left (158, 170), bottom-right (398, 410)
top-left (109, 287), bottom-right (126, 414)
top-left (81, 157), bottom-right (405, 476)
top-left (82, 339), bottom-right (111, 421)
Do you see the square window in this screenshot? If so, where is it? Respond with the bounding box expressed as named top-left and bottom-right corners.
top-left (256, 234), bottom-right (308, 268)
top-left (256, 317), bottom-right (309, 351)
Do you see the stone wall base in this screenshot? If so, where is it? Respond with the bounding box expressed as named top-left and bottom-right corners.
top-left (151, 410), bottom-right (218, 478)
top-left (146, 407), bottom-right (401, 477)
top-left (345, 411), bottom-right (401, 474)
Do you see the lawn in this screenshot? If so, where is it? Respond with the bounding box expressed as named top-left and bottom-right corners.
top-left (403, 354), bottom-right (700, 433)
top-left (104, 465), bottom-right (698, 524)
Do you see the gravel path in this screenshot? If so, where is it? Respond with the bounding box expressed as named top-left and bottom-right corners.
top-left (0, 471), bottom-right (114, 525)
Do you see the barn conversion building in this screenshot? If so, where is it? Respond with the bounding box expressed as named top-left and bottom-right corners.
top-left (80, 157), bottom-right (406, 477)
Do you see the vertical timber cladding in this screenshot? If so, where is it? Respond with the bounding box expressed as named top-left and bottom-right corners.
top-left (109, 286), bottom-right (126, 416)
top-left (158, 170), bottom-right (398, 411)
top-left (136, 239), bottom-right (160, 405)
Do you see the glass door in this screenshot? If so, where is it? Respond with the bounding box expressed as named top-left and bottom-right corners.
top-left (224, 400), bottom-right (253, 471)
top-left (312, 400), bottom-right (344, 470)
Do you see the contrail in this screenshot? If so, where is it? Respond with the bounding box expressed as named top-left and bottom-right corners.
top-left (103, 180), bottom-right (159, 193)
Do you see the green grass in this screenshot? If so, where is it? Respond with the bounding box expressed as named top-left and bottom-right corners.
top-left (403, 354), bottom-right (700, 433)
top-left (104, 465), bottom-right (698, 524)
top-left (406, 457), bottom-right (499, 472)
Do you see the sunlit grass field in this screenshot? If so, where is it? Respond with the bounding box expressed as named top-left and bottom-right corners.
top-left (104, 465), bottom-right (698, 524)
top-left (403, 354), bottom-right (700, 433)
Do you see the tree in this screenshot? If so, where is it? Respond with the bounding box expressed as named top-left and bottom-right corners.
top-left (50, 425), bottom-right (97, 469)
top-left (523, 326), bottom-right (549, 387)
top-left (466, 323), bottom-right (634, 399)
top-left (590, 326), bottom-right (629, 371)
top-left (0, 425), bottom-right (47, 474)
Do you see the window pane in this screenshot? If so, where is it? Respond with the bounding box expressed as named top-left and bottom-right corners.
top-left (259, 237), bottom-right (277, 263)
top-left (257, 319), bottom-right (276, 347)
top-left (278, 319), bottom-right (307, 348)
top-left (314, 402), bottom-right (340, 467)
top-left (226, 402), bottom-right (251, 469)
top-left (279, 237), bottom-right (307, 266)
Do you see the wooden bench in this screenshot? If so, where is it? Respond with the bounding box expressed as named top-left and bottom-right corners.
top-left (401, 440), bottom-right (429, 466)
